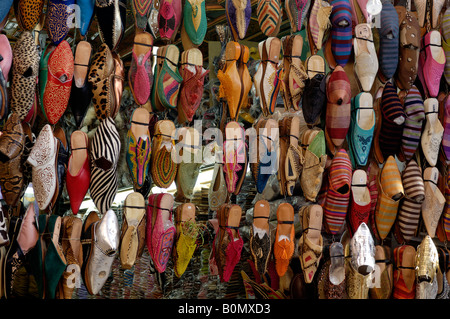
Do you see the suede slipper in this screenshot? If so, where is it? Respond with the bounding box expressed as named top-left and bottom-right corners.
top-left (249, 200), bottom-right (272, 277)
top-left (274, 203), bottom-right (295, 277)
top-left (14, 0), bottom-right (45, 31)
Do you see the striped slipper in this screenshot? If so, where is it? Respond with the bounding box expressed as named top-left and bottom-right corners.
top-left (442, 7), bottom-right (450, 86)
top-left (89, 117), bottom-right (121, 213)
top-left (393, 245), bottom-right (416, 299)
top-left (439, 173), bottom-right (450, 242)
top-left (256, 0), bottom-right (282, 37)
top-left (325, 65), bottom-right (351, 155)
top-left (260, 37), bottom-right (282, 116)
top-left (378, 0), bottom-right (399, 81)
top-left (285, 0), bottom-right (311, 33)
top-left (441, 94), bottom-right (450, 161)
top-left (367, 161), bottom-right (380, 241)
top-left (375, 155), bottom-right (404, 241)
top-left (421, 98), bottom-right (444, 167)
top-left (400, 86), bottom-right (425, 162)
top-left (377, 82), bottom-right (405, 162)
top-left (322, 148), bottom-right (352, 235)
top-left (132, 0), bottom-right (153, 29)
top-left (329, 0), bottom-right (353, 67)
top-left (308, 0), bottom-right (332, 51)
top-left (422, 167), bottom-right (445, 238)
top-left (348, 169), bottom-right (371, 236)
top-left (394, 159), bottom-right (424, 244)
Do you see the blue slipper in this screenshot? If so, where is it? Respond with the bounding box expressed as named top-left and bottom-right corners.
top-left (378, 0), bottom-right (399, 81)
top-left (0, 0), bottom-right (13, 26)
top-left (78, 0), bottom-right (95, 36)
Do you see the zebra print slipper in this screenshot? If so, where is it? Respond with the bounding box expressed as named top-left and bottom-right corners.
top-left (89, 117), bottom-right (121, 213)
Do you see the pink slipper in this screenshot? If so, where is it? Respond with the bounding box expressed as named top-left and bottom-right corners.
top-left (129, 32), bottom-right (154, 106)
top-left (419, 30), bottom-right (445, 98)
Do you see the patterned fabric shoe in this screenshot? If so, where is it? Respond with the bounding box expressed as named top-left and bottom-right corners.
top-left (150, 119), bottom-right (177, 188)
top-left (249, 200), bottom-right (272, 277)
top-left (257, 0), bottom-right (282, 37)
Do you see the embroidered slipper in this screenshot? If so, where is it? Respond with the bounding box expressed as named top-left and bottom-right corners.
top-left (88, 43), bottom-right (116, 121)
top-left (47, 0), bottom-right (74, 45)
top-left (14, 0), bottom-right (45, 31)
top-left (208, 162), bottom-right (227, 211)
top-left (132, 0), bottom-right (153, 29)
top-left (394, 159), bottom-right (424, 244)
top-left (129, 32), bottom-right (154, 107)
top-left (153, 45), bottom-right (182, 111)
top-left (173, 202), bottom-right (199, 277)
top-left (354, 23), bottom-right (378, 92)
top-left (250, 200), bottom-right (272, 277)
top-left (260, 37), bottom-right (282, 116)
top-left (300, 128), bottom-right (327, 202)
top-left (89, 117), bottom-right (121, 213)
top-left (378, 0), bottom-right (399, 81)
top-left (422, 167), bottom-right (445, 238)
top-left (178, 48), bottom-right (209, 124)
top-left (225, 0), bottom-right (251, 41)
top-left (146, 193), bottom-right (176, 273)
top-left (182, 0), bottom-right (207, 45)
top-left (370, 245), bottom-right (393, 299)
top-left (329, 0), bottom-right (353, 67)
top-left (348, 169), bottom-right (371, 236)
top-left (39, 44), bottom-right (55, 118)
top-left (10, 31), bottom-right (39, 121)
top-left (126, 107), bottom-right (151, 191)
top-left (416, 235), bottom-right (439, 286)
top-left (78, 0), bottom-right (95, 36)
top-left (308, 0), bottom-right (332, 52)
top-left (322, 149), bottom-right (352, 235)
top-left (392, 244), bottom-right (416, 299)
top-left (422, 98), bottom-right (444, 166)
top-left (96, 0), bottom-right (126, 51)
top-left (419, 30), bottom-right (445, 98)
top-left (151, 119), bottom-right (178, 188)
top-left (158, 0), bottom-right (182, 42)
top-left (348, 92), bottom-right (375, 168)
top-left (400, 86), bottom-right (425, 162)
top-left (81, 210), bottom-right (119, 295)
top-left (288, 35), bottom-right (307, 111)
top-left (375, 155), bottom-right (404, 241)
top-left (274, 203), bottom-right (295, 277)
top-left (120, 192), bottom-right (146, 269)
top-left (298, 204), bottom-right (323, 283)
top-left (70, 40), bottom-right (93, 129)
top-left (257, 0), bottom-right (282, 37)
top-left (223, 121), bottom-right (248, 196)
top-left (350, 222), bottom-right (375, 275)
top-left (42, 40), bottom-right (74, 125)
top-left (325, 65), bottom-right (351, 155)
top-left (60, 215), bottom-right (82, 299)
top-left (395, 7), bottom-right (420, 91)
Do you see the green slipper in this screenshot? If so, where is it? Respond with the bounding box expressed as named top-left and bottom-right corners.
top-left (183, 0), bottom-right (207, 46)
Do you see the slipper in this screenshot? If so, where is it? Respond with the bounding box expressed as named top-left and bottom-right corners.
top-left (251, 118), bottom-right (278, 194)
top-left (150, 119), bottom-right (178, 188)
top-left (158, 0), bottom-right (182, 42)
top-left (400, 86), bottom-right (425, 162)
top-left (0, 35), bottom-right (11, 119)
top-left (53, 126), bottom-right (69, 209)
top-left (443, 7), bottom-right (450, 86)
top-left (0, 113), bottom-right (25, 208)
top-left (354, 23), bottom-right (378, 92)
top-left (66, 130), bottom-right (90, 215)
top-left (47, 0), bottom-right (74, 45)
top-left (367, 161), bottom-right (380, 239)
top-left (129, 32), bottom-right (154, 107)
top-left (15, 0), bottom-right (45, 30)
top-left (208, 161), bottom-right (228, 211)
top-left (394, 159), bottom-right (424, 244)
top-left (253, 41), bottom-right (265, 110)
top-left (39, 44), bottom-right (56, 119)
top-left (329, 0), bottom-right (353, 67)
top-left (422, 98), bottom-right (444, 166)
top-left (395, 6), bottom-right (420, 91)
top-left (345, 240), bottom-right (371, 299)
top-left (120, 192), bottom-right (146, 269)
top-left (250, 200), bottom-right (272, 277)
top-left (281, 36), bottom-right (293, 111)
top-left (325, 65), bottom-right (351, 155)
top-left (430, 0), bottom-right (445, 29)
top-left (323, 241), bottom-right (347, 298)
top-left (88, 43), bottom-right (116, 121)
top-left (223, 121), bottom-right (248, 196)
top-left (347, 92), bottom-right (375, 168)
top-left (375, 155), bottom-right (404, 241)
top-left (10, 31), bottom-right (39, 121)
top-left (392, 244), bottom-right (416, 299)
top-left (237, 43), bottom-right (252, 118)
top-left (439, 173), bottom-right (450, 244)
top-left (372, 85), bottom-right (385, 165)
top-left (286, 0), bottom-right (311, 33)
top-left (302, 55), bottom-right (327, 126)
top-left (260, 37), bottom-right (282, 116)
top-left (225, 0), bottom-right (251, 41)
top-left (322, 149), bottom-right (352, 235)
top-left (0, 0), bottom-right (12, 28)
top-left (298, 204), bottom-right (323, 283)
top-left (96, 0), bottom-right (126, 51)
top-left (81, 210), bottom-right (119, 295)
top-left (442, 94), bottom-right (450, 162)
top-left (378, 0), bottom-right (399, 81)
top-left (348, 169), bottom-right (371, 235)
top-left (288, 35), bottom-right (307, 111)
top-left (422, 167), bottom-right (445, 238)
top-left (416, 235), bottom-right (439, 285)
top-left (413, 0), bottom-right (427, 28)
top-left (370, 245), bottom-right (393, 299)
top-left (273, 203), bottom-right (295, 277)
top-left (42, 40), bottom-right (74, 125)
top-left (178, 48), bottom-right (209, 124)
top-left (308, 0), bottom-right (332, 51)
top-left (437, 247), bottom-right (450, 298)
top-left (173, 202), bottom-right (199, 277)
top-left (182, 0), bottom-right (207, 45)
top-left (60, 215), bottom-right (82, 299)
top-left (112, 52), bottom-right (124, 118)
top-left (153, 45), bottom-right (182, 111)
top-left (89, 117), bottom-right (121, 213)
top-left (70, 40), bottom-right (93, 129)
top-left (78, 0), bottom-right (95, 36)
top-left (300, 128), bottom-right (327, 202)
top-left (214, 204), bottom-right (243, 282)
top-left (419, 30), bottom-right (445, 98)
top-left (350, 222), bottom-right (375, 275)
top-left (132, 0), bottom-right (153, 29)
top-left (257, 0), bottom-right (282, 37)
